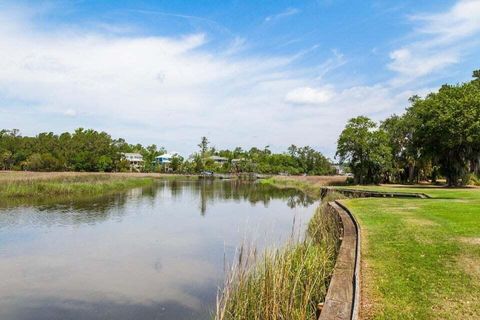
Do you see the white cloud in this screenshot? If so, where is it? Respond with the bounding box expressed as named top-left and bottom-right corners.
top-left (413, 0), bottom-right (480, 44)
top-left (388, 48), bottom-right (458, 79)
top-left (264, 8), bottom-right (300, 23)
top-left (388, 0), bottom-right (480, 84)
top-left (63, 108), bottom-right (77, 117)
top-left (285, 86), bottom-right (334, 105)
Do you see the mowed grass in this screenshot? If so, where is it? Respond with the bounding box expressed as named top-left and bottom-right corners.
top-left (0, 171), bottom-right (154, 198)
top-left (341, 186), bottom-right (480, 319)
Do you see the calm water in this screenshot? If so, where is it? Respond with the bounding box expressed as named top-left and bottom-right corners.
top-left (0, 180), bottom-right (316, 320)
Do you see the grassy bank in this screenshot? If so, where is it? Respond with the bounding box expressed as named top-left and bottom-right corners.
top-left (259, 175), bottom-right (346, 198)
top-left (0, 172), bottom-right (155, 198)
top-left (342, 186), bottom-right (480, 319)
top-left (269, 178), bottom-right (480, 319)
top-left (216, 191), bottom-right (344, 320)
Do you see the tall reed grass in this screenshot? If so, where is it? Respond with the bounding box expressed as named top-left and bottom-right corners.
top-left (0, 174), bottom-right (154, 198)
top-left (215, 191), bottom-right (345, 320)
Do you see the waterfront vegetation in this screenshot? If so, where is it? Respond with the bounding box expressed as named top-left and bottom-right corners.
top-left (216, 191), bottom-right (344, 320)
top-left (0, 172), bottom-right (154, 198)
top-left (0, 128), bottom-right (334, 175)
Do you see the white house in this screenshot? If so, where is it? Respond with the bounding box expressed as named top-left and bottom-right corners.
top-left (209, 156), bottom-right (228, 164)
top-left (332, 164), bottom-right (346, 175)
top-left (121, 153), bottom-right (144, 171)
top-left (155, 152), bottom-right (180, 164)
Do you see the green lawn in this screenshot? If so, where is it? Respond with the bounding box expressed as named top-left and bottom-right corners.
top-left (341, 186), bottom-right (480, 319)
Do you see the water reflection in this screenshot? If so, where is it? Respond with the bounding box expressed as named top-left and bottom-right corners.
top-left (0, 180), bottom-right (316, 320)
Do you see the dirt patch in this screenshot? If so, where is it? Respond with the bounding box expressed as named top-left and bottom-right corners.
top-left (433, 294), bottom-right (480, 320)
top-left (413, 233), bottom-right (436, 245)
top-left (398, 206), bottom-right (419, 210)
top-left (459, 253), bottom-right (480, 279)
top-left (388, 206), bottom-right (420, 213)
top-left (458, 237), bottom-right (480, 246)
top-left (404, 217), bottom-right (438, 227)
top-left (432, 254), bottom-right (480, 319)
top-left (359, 228), bottom-right (382, 320)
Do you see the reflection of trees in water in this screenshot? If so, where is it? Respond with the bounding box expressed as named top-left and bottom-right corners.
top-left (168, 179), bottom-right (184, 199)
top-left (194, 180), bottom-right (315, 215)
top-left (0, 185), bottom-right (154, 226)
top-left (0, 180), bottom-right (314, 225)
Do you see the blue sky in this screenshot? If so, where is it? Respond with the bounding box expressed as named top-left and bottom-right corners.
top-left (1, 0), bottom-right (479, 158)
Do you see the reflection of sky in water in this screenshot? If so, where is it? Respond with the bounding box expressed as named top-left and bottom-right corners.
top-left (0, 180), bottom-right (316, 320)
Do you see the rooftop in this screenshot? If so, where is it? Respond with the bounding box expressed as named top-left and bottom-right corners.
top-left (209, 156), bottom-right (228, 160)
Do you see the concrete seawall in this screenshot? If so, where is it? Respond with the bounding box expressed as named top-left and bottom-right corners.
top-left (321, 187), bottom-right (430, 199)
top-left (319, 188), bottom-right (431, 319)
top-left (318, 201), bottom-right (360, 320)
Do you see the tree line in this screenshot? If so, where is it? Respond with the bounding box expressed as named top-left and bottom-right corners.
top-left (0, 129), bottom-right (335, 175)
top-left (188, 137), bottom-right (334, 175)
top-left (336, 70), bottom-right (480, 186)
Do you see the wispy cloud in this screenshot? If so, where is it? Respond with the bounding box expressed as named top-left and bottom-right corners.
top-left (388, 48), bottom-right (458, 80)
top-left (264, 8), bottom-right (300, 23)
top-left (129, 9), bottom-right (236, 37)
top-left (388, 0), bottom-right (480, 84)
top-left (412, 0), bottom-right (480, 44)
top-left (285, 86), bottom-right (334, 105)
top-left (314, 49), bottom-right (347, 80)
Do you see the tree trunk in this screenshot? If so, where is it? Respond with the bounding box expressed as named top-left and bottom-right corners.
top-left (446, 172), bottom-right (459, 187)
top-left (408, 162), bottom-right (415, 184)
top-left (431, 167), bottom-right (438, 184)
top-left (471, 158), bottom-right (479, 175)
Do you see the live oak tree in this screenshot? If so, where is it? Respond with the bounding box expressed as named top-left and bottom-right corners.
top-left (336, 116), bottom-right (392, 184)
top-left (380, 111), bottom-right (425, 184)
top-left (406, 71), bottom-right (480, 186)
top-left (337, 70), bottom-right (480, 186)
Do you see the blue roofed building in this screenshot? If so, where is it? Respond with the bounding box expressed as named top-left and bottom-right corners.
top-left (155, 152), bottom-right (180, 165)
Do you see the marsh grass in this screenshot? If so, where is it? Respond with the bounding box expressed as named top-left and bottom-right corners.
top-left (216, 195), bottom-right (343, 320)
top-left (0, 173), bottom-right (154, 197)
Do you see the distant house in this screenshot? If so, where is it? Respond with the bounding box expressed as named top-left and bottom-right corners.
top-left (332, 164), bottom-right (345, 175)
top-left (155, 152), bottom-right (180, 165)
top-left (208, 156), bottom-right (228, 164)
top-left (121, 153), bottom-right (144, 171)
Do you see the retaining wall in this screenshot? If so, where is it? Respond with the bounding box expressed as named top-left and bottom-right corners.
top-left (321, 187), bottom-right (430, 199)
top-left (318, 201), bottom-right (360, 320)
